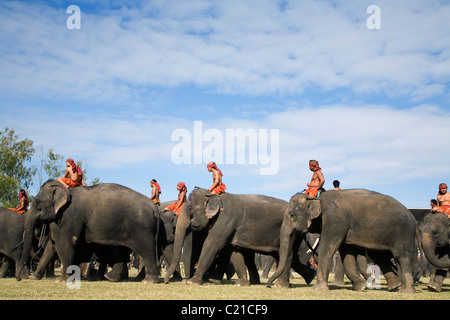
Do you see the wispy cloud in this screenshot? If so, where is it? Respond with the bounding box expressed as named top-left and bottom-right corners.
top-left (9, 103), bottom-right (450, 191)
top-left (1, 1), bottom-right (450, 207)
top-left (1, 0), bottom-right (449, 105)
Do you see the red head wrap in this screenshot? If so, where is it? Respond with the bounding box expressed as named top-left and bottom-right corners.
top-left (439, 183), bottom-right (448, 189)
top-left (207, 161), bottom-right (223, 176)
top-left (18, 190), bottom-right (27, 200)
top-left (309, 160), bottom-right (322, 171)
top-left (66, 158), bottom-right (84, 177)
top-left (177, 182), bottom-right (186, 192)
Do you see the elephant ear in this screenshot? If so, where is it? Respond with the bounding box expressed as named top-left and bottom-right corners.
top-left (306, 198), bottom-right (321, 221)
top-left (204, 194), bottom-right (222, 219)
top-left (52, 185), bottom-right (70, 215)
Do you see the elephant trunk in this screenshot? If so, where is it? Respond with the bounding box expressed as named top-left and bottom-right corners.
top-left (16, 214), bottom-right (38, 281)
top-left (422, 232), bottom-right (450, 269)
top-left (164, 209), bottom-right (191, 284)
top-left (267, 220), bottom-right (295, 287)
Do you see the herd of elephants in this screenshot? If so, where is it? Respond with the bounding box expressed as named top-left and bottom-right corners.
top-left (0, 181), bottom-right (449, 294)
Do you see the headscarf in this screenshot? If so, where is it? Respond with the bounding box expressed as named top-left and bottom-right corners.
top-left (18, 189), bottom-right (29, 206)
top-left (439, 183), bottom-right (447, 189)
top-left (18, 189), bottom-right (27, 199)
top-left (309, 160), bottom-right (322, 171)
top-left (66, 158), bottom-right (84, 176)
top-left (66, 159), bottom-right (84, 185)
top-left (207, 161), bottom-right (223, 176)
top-left (152, 179), bottom-right (161, 193)
top-left (177, 182), bottom-right (187, 193)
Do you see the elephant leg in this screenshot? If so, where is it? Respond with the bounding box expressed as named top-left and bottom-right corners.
top-left (356, 252), bottom-right (370, 280)
top-left (186, 232), bottom-right (230, 285)
top-left (162, 244), bottom-right (183, 282)
top-left (395, 251), bottom-right (416, 293)
top-left (230, 249), bottom-right (250, 286)
top-left (330, 252), bottom-right (345, 286)
top-left (244, 251), bottom-right (261, 285)
top-left (0, 256), bottom-right (13, 278)
top-left (205, 246), bottom-right (232, 284)
top-left (105, 262), bottom-right (128, 282)
top-left (261, 256), bottom-right (275, 279)
top-left (133, 238), bottom-right (159, 284)
top-left (313, 233), bottom-right (345, 291)
top-left (96, 262), bottom-right (107, 280)
top-left (54, 239), bottom-right (76, 282)
top-left (31, 241), bottom-right (55, 280)
top-left (339, 245), bottom-right (366, 291)
top-left (427, 268), bottom-right (447, 292)
top-left (368, 251), bottom-right (401, 291)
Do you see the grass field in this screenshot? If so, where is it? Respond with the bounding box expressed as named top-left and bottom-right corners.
top-left (1, 268), bottom-right (449, 300)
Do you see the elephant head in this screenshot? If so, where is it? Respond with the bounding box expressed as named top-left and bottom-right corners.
top-left (267, 193), bottom-right (321, 286)
top-left (419, 212), bottom-right (450, 268)
top-left (164, 188), bottom-right (222, 283)
top-left (17, 181), bottom-right (70, 280)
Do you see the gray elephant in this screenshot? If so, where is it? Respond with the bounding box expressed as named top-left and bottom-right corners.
top-left (268, 189), bottom-right (418, 293)
top-left (0, 208), bottom-right (30, 279)
top-left (160, 200), bottom-right (263, 285)
top-left (164, 188), bottom-right (316, 286)
top-left (31, 223), bottom-right (131, 282)
top-left (17, 181), bottom-right (160, 283)
top-left (158, 201), bottom-right (184, 281)
top-left (419, 211), bottom-right (450, 292)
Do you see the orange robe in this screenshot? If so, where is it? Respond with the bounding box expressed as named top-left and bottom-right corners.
top-left (60, 177), bottom-right (81, 187)
top-left (211, 183), bottom-right (226, 195)
top-left (436, 205), bottom-right (450, 216)
top-left (8, 208), bottom-right (27, 214)
top-left (304, 187), bottom-right (319, 197)
top-left (164, 201), bottom-right (185, 216)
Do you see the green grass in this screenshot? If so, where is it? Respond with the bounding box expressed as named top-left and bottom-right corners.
top-left (0, 268), bottom-right (449, 300)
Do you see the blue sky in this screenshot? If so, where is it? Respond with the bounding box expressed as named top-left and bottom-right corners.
top-left (1, 0), bottom-right (450, 207)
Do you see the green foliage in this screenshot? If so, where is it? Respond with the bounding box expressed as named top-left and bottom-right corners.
top-left (0, 127), bottom-right (102, 205)
top-left (75, 159), bottom-right (102, 186)
top-left (44, 148), bottom-right (65, 180)
top-left (0, 127), bottom-right (35, 207)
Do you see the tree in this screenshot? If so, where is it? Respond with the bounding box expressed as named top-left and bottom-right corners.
top-left (75, 159), bottom-right (101, 186)
top-left (33, 146), bottom-right (65, 193)
top-left (0, 127), bottom-right (36, 207)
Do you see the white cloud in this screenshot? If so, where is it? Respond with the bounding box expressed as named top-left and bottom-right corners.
top-left (2, 101), bottom-right (449, 207)
top-left (1, 0), bottom-right (449, 103)
top-left (9, 103), bottom-right (449, 187)
top-left (262, 104), bottom-right (450, 190)
top-left (1, 1), bottom-right (450, 207)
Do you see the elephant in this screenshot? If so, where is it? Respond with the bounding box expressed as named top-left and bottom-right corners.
top-left (17, 181), bottom-right (160, 283)
top-left (160, 200), bottom-right (262, 285)
top-left (0, 207), bottom-right (30, 279)
top-left (157, 201), bottom-right (184, 281)
top-left (30, 222), bottom-right (131, 282)
top-left (164, 188), bottom-right (316, 286)
top-left (419, 211), bottom-right (450, 292)
top-left (268, 189), bottom-right (418, 293)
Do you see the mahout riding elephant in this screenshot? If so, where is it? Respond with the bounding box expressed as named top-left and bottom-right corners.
top-left (268, 189), bottom-right (418, 293)
top-left (419, 211), bottom-right (450, 292)
top-left (17, 181), bottom-right (160, 283)
top-left (164, 188), bottom-right (316, 286)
